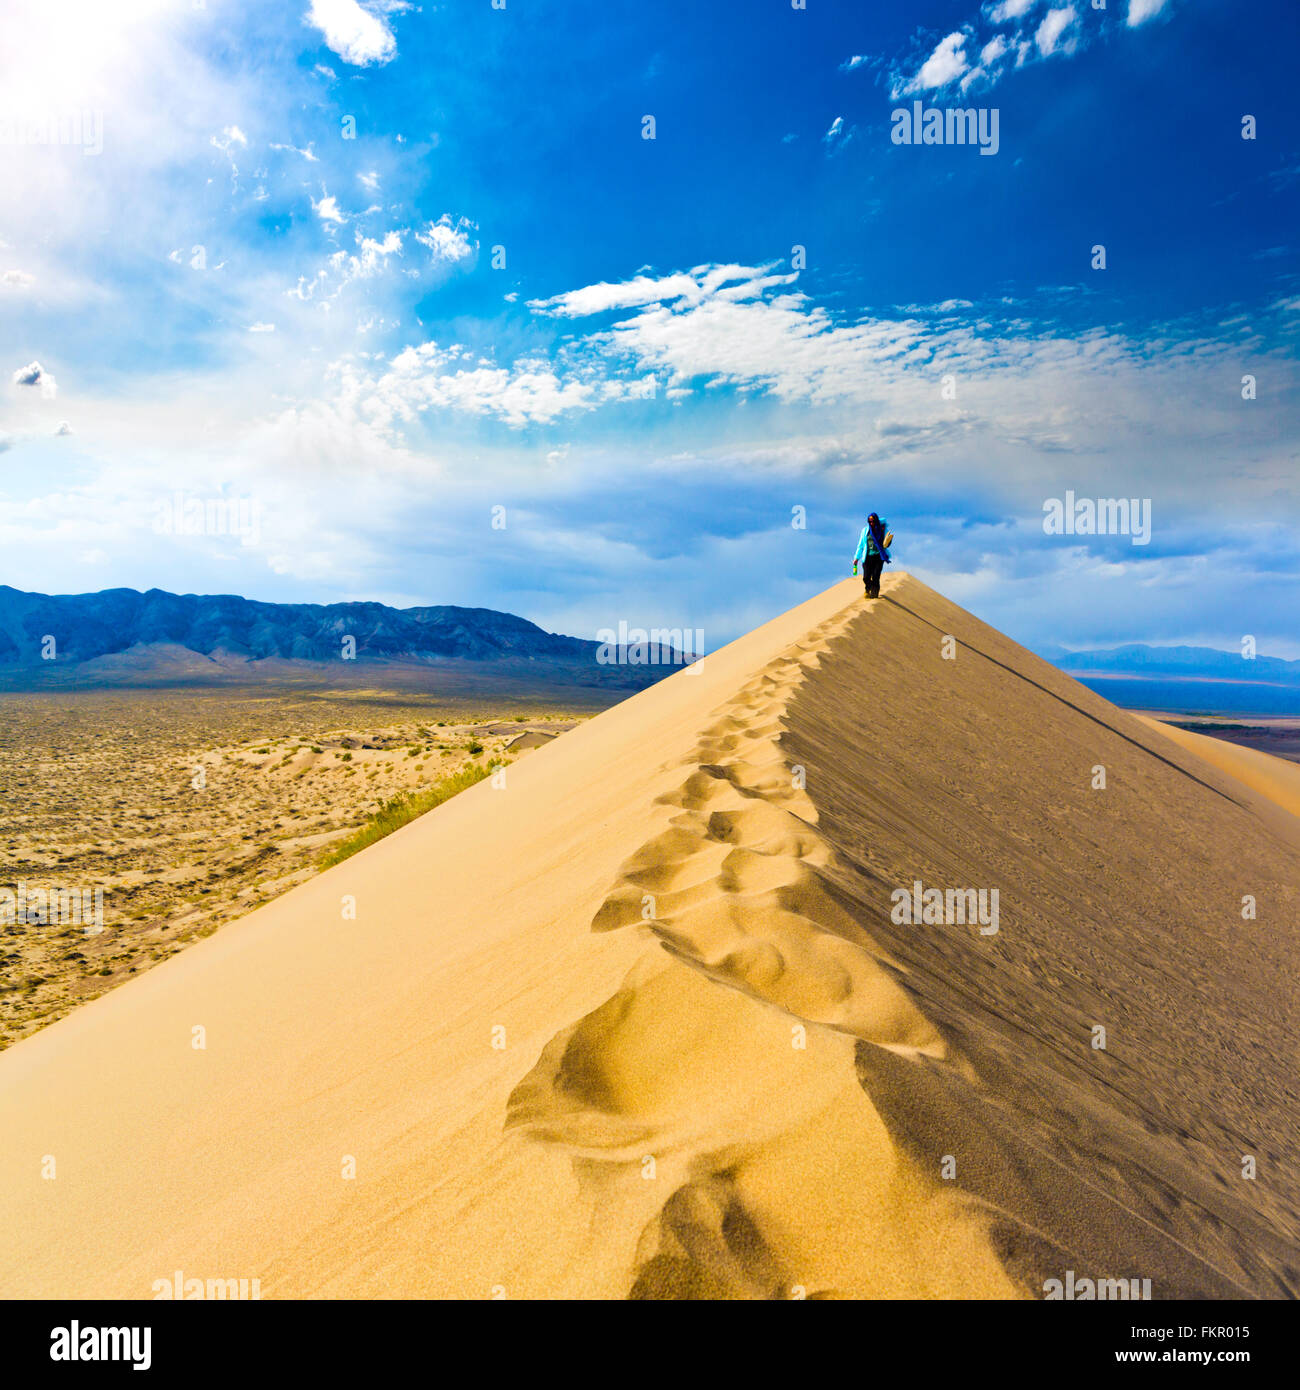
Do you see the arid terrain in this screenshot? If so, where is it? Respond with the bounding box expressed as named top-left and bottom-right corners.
top-left (0, 685), bottom-right (591, 1048)
top-left (2, 575), bottom-right (1297, 1300)
top-left (1152, 717), bottom-right (1300, 765)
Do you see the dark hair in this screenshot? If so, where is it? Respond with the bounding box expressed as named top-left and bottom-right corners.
top-left (868, 512), bottom-right (878, 522)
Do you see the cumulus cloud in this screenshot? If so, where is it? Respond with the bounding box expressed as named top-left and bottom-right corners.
top-left (890, 0), bottom-right (1116, 95)
top-left (980, 35), bottom-right (1010, 66)
top-left (305, 0), bottom-right (399, 68)
top-left (1, 269), bottom-right (35, 290)
top-left (12, 360), bottom-right (57, 398)
top-left (903, 32), bottom-right (970, 93)
top-left (290, 216), bottom-right (472, 302)
top-left (1127, 0), bottom-right (1170, 24)
top-left (491, 264), bottom-right (1300, 500)
top-left (331, 229), bottom-right (403, 281)
top-left (528, 264), bottom-right (789, 319)
top-left (211, 125), bottom-right (248, 151)
top-left (415, 215), bottom-right (475, 263)
top-left (986, 0), bottom-right (1037, 20)
top-left (342, 342), bottom-right (653, 430)
top-left (1035, 6), bottom-right (1078, 57)
top-left (249, 322), bottom-right (277, 333)
top-left (312, 192), bottom-right (346, 225)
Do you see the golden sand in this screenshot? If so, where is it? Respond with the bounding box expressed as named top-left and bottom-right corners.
top-left (2, 574), bottom-right (1297, 1299)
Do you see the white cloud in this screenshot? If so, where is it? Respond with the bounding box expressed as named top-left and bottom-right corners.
top-left (840, 55), bottom-right (869, 71)
top-left (895, 0), bottom-right (1149, 94)
top-left (1127, 0), bottom-right (1169, 24)
top-left (332, 228), bottom-right (403, 282)
top-left (358, 170), bottom-right (380, 192)
top-left (312, 192), bottom-right (346, 225)
top-left (1035, 7), bottom-right (1077, 57)
top-left (904, 33), bottom-right (969, 92)
top-left (249, 322), bottom-right (277, 333)
top-left (289, 218), bottom-right (472, 303)
top-left (54, 421), bottom-right (73, 435)
top-left (986, 0), bottom-right (1037, 20)
top-left (1, 269), bottom-right (35, 289)
top-left (507, 265), bottom-right (1300, 498)
top-left (980, 34), bottom-right (1010, 65)
top-left (900, 299), bottom-right (976, 314)
top-left (823, 116), bottom-right (845, 142)
top-left (270, 141), bottom-right (318, 161)
top-left (414, 215), bottom-right (474, 264)
top-left (530, 273), bottom-right (696, 317)
top-left (347, 343), bottom-right (621, 429)
top-left (529, 265), bottom-right (776, 318)
top-left (305, 0), bottom-right (398, 68)
top-left (211, 125), bottom-right (248, 151)
top-left (12, 360), bottom-right (58, 398)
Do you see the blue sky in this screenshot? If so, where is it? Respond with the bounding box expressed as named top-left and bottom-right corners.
top-left (2, 0), bottom-right (1298, 656)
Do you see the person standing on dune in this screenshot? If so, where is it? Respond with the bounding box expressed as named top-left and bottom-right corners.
top-left (852, 512), bottom-right (892, 599)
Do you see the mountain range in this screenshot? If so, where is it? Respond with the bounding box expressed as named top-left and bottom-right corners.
top-left (1044, 642), bottom-right (1300, 686)
top-left (2, 585), bottom-right (1295, 704)
top-left (0, 585), bottom-right (662, 691)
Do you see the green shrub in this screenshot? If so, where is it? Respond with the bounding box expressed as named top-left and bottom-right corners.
top-left (320, 759), bottom-right (506, 869)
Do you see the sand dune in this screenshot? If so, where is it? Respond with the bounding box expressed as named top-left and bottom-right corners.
top-left (1137, 715), bottom-right (1300, 828)
top-left (2, 574), bottom-right (1298, 1299)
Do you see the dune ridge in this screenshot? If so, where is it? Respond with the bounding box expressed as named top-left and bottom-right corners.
top-left (2, 572), bottom-right (1297, 1299)
top-left (503, 575), bottom-right (1300, 1298)
top-left (779, 578), bottom-right (1300, 1298)
top-left (507, 588), bottom-right (1019, 1298)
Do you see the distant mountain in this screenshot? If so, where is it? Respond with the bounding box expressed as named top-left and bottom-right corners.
top-left (0, 585), bottom-right (669, 691)
top-left (1038, 641), bottom-right (1300, 716)
top-left (1046, 642), bottom-right (1300, 687)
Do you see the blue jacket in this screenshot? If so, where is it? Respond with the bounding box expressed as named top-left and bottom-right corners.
top-left (854, 518), bottom-right (890, 563)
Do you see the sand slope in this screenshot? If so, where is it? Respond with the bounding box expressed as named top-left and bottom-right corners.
top-left (2, 574), bottom-right (1298, 1299)
top-left (1137, 715), bottom-right (1300, 829)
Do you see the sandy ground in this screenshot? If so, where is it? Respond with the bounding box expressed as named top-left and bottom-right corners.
top-left (0, 690), bottom-right (579, 1047)
top-left (1, 573), bottom-right (1297, 1299)
top-left (1136, 716), bottom-right (1300, 822)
